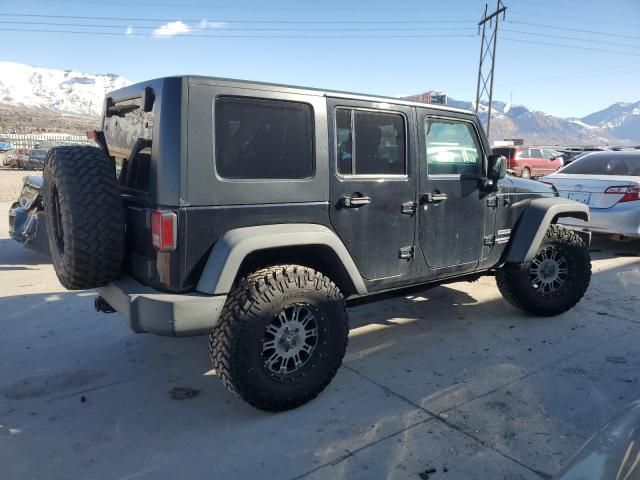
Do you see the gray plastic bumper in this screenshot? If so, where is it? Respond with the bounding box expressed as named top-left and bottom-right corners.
top-left (97, 277), bottom-right (227, 337)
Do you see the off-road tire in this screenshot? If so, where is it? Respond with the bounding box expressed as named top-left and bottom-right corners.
top-left (43, 146), bottom-right (124, 289)
top-left (496, 225), bottom-right (591, 316)
top-left (210, 265), bottom-right (348, 412)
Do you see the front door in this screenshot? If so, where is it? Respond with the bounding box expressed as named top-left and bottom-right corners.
top-left (328, 99), bottom-right (416, 280)
top-left (418, 114), bottom-right (488, 271)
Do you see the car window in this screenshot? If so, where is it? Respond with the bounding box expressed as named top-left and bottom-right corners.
top-left (516, 148), bottom-right (529, 158)
top-left (425, 119), bottom-right (482, 175)
top-left (528, 148), bottom-right (543, 158)
top-left (560, 153), bottom-right (640, 175)
top-left (215, 96), bottom-right (314, 180)
top-left (542, 149), bottom-right (557, 159)
top-left (336, 108), bottom-right (406, 176)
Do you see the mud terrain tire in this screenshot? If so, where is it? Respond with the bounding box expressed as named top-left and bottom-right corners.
top-left (496, 225), bottom-right (591, 316)
top-left (210, 265), bottom-right (348, 412)
top-left (44, 146), bottom-right (124, 289)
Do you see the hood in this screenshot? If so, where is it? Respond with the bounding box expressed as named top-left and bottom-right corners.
top-left (506, 176), bottom-right (555, 195)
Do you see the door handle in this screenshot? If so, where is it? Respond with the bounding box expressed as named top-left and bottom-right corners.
top-left (422, 192), bottom-right (448, 203)
top-left (342, 195), bottom-right (371, 207)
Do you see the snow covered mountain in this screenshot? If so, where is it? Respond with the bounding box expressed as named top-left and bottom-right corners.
top-left (0, 61), bottom-right (131, 117)
top-left (582, 101), bottom-right (640, 144)
top-left (447, 98), bottom-right (636, 145)
top-left (0, 61), bottom-right (636, 144)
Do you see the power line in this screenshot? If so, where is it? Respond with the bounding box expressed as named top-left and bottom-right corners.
top-left (0, 13), bottom-right (476, 24)
top-left (0, 27), bottom-right (477, 39)
top-left (502, 37), bottom-right (640, 57)
top-left (0, 20), bottom-right (477, 32)
top-left (508, 20), bottom-right (640, 41)
top-left (503, 28), bottom-right (640, 50)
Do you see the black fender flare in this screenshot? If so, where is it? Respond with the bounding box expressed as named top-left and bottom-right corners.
top-left (195, 224), bottom-right (367, 296)
top-left (503, 197), bottom-right (589, 263)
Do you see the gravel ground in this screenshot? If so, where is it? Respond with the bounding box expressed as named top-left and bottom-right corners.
top-left (0, 154), bottom-right (41, 203)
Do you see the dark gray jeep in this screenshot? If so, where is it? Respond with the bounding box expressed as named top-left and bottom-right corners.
top-left (43, 76), bottom-right (591, 411)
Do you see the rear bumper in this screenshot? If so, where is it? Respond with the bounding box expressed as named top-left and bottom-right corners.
top-left (560, 204), bottom-right (640, 238)
top-left (96, 276), bottom-right (227, 337)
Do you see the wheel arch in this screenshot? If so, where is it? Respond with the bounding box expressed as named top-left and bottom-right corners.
top-left (503, 198), bottom-right (589, 263)
top-left (196, 224), bottom-right (367, 297)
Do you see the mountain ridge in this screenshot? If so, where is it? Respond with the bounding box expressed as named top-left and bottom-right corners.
top-left (0, 61), bottom-right (637, 144)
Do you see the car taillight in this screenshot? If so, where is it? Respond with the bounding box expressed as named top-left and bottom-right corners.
top-left (604, 185), bottom-right (640, 203)
top-left (151, 210), bottom-right (177, 252)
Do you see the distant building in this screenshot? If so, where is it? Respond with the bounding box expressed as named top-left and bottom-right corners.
top-left (401, 91), bottom-right (447, 105)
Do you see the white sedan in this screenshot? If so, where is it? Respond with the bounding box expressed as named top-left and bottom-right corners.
top-left (541, 151), bottom-right (640, 238)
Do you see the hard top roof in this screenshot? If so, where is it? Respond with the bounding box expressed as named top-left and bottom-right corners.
top-left (177, 75), bottom-right (474, 115)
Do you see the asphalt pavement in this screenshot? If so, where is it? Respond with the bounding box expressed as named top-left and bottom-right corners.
top-left (1, 202), bottom-right (639, 480)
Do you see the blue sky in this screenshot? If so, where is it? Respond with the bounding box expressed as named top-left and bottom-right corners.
top-left (1, 0), bottom-right (639, 118)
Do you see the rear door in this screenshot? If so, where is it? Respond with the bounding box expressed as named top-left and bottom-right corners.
top-left (328, 99), bottom-right (417, 281)
top-left (418, 112), bottom-right (488, 270)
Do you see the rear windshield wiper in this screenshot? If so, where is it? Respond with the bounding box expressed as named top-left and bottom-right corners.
top-left (107, 103), bottom-right (140, 117)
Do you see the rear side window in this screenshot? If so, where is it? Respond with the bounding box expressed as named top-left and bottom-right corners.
top-left (215, 97), bottom-right (314, 179)
top-left (560, 153), bottom-right (640, 175)
top-left (336, 108), bottom-right (406, 176)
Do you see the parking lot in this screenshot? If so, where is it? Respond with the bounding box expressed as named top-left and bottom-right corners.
top-left (0, 198), bottom-right (639, 480)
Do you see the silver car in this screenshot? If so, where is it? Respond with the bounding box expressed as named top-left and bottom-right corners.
top-left (542, 151), bottom-right (640, 238)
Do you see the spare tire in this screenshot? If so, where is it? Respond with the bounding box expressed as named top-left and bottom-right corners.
top-left (44, 146), bottom-right (125, 290)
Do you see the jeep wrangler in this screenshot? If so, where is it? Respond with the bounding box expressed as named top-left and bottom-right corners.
top-left (43, 76), bottom-right (591, 411)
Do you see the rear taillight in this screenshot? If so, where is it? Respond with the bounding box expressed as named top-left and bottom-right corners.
top-left (151, 210), bottom-right (177, 252)
top-left (604, 185), bottom-right (640, 203)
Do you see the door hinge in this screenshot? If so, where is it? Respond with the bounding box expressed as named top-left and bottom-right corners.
top-left (483, 235), bottom-right (495, 246)
top-left (399, 246), bottom-right (415, 260)
top-left (486, 196), bottom-right (498, 208)
top-left (401, 201), bottom-right (416, 215)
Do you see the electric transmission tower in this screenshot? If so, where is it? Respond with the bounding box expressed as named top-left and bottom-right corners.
top-left (475, 0), bottom-right (507, 141)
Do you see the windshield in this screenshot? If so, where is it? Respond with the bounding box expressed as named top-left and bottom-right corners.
top-left (559, 153), bottom-right (640, 175)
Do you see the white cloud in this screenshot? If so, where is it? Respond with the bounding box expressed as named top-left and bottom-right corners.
top-left (152, 21), bottom-right (191, 38)
top-left (125, 25), bottom-right (134, 36)
top-left (199, 19), bottom-right (227, 29)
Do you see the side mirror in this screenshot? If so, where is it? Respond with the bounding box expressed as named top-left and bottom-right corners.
top-left (487, 154), bottom-right (507, 182)
top-left (550, 155), bottom-right (557, 161)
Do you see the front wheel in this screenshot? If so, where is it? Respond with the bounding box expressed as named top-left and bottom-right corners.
top-left (496, 225), bottom-right (591, 316)
top-left (210, 265), bottom-right (349, 412)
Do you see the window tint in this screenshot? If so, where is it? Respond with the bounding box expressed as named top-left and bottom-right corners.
top-left (560, 153), bottom-right (640, 175)
top-left (215, 97), bottom-right (314, 179)
top-left (336, 108), bottom-right (406, 176)
top-left (425, 119), bottom-right (482, 175)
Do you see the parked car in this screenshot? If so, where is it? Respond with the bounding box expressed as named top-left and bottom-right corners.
top-left (8, 175), bottom-right (49, 255)
top-left (5, 148), bottom-right (29, 168)
top-left (542, 151), bottom-right (640, 238)
top-left (25, 148), bottom-right (48, 170)
top-left (39, 76), bottom-right (591, 412)
top-left (0, 141), bottom-right (13, 152)
top-left (492, 146), bottom-right (563, 178)
top-left (556, 400), bottom-right (640, 480)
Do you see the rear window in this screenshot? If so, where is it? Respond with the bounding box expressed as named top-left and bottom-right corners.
top-left (215, 97), bottom-right (314, 180)
top-left (560, 153), bottom-right (640, 175)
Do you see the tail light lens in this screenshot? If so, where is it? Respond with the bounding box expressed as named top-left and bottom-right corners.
top-left (604, 185), bottom-right (640, 203)
top-left (151, 210), bottom-right (177, 252)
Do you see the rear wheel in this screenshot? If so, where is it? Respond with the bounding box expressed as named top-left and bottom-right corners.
top-left (43, 146), bottom-right (124, 289)
top-left (520, 167), bottom-right (531, 179)
top-left (210, 265), bottom-right (348, 411)
top-left (496, 225), bottom-right (591, 316)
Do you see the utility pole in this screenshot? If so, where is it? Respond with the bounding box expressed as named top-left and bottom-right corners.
top-left (475, 0), bottom-right (507, 143)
